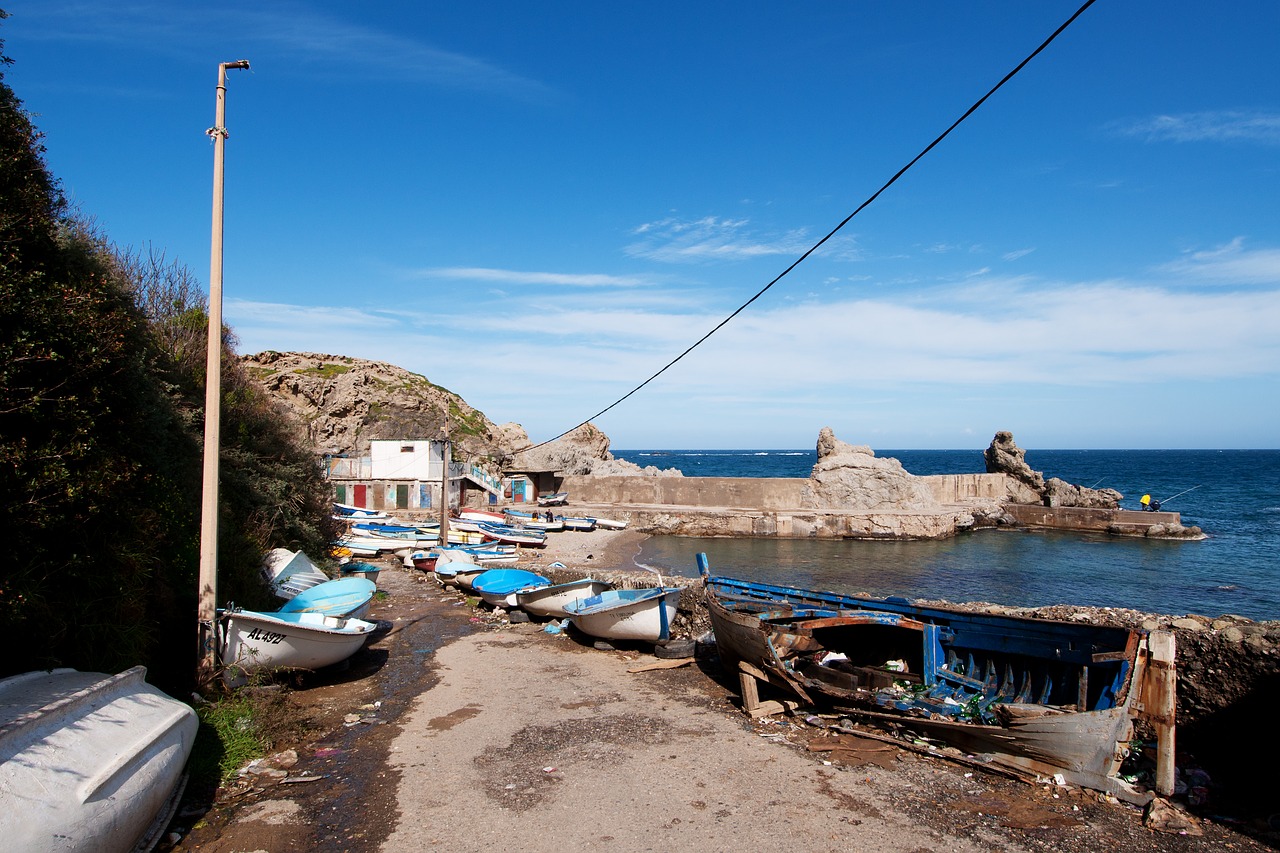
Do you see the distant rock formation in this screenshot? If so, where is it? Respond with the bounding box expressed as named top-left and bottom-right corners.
top-left (502, 422), bottom-right (682, 477)
top-left (802, 428), bottom-right (940, 511)
top-left (984, 431), bottom-right (1122, 508)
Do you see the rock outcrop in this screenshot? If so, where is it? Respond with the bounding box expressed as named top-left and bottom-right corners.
top-left (984, 431), bottom-right (1121, 508)
top-left (241, 351), bottom-right (508, 458)
top-left (801, 428), bottom-right (941, 511)
top-left (503, 423), bottom-right (681, 477)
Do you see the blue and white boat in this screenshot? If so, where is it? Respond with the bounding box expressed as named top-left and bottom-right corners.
top-left (516, 578), bottom-right (614, 618)
top-left (278, 576), bottom-right (376, 619)
top-left (472, 569), bottom-right (551, 607)
top-left (563, 587), bottom-right (683, 644)
top-left (341, 560), bottom-right (382, 585)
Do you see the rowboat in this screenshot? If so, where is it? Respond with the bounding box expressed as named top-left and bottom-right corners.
top-left (537, 492), bottom-right (569, 506)
top-left (516, 578), bottom-right (614, 618)
top-left (0, 666), bottom-right (198, 853)
top-left (589, 516), bottom-right (628, 530)
top-left (696, 554), bottom-right (1170, 801)
top-left (562, 587), bottom-right (684, 644)
top-left (472, 569), bottom-right (551, 607)
top-left (261, 548), bottom-right (330, 600)
top-left (333, 502), bottom-right (387, 519)
top-left (458, 508), bottom-right (507, 524)
top-left (504, 509), bottom-right (564, 531)
top-left (341, 560), bottom-right (381, 585)
top-left (559, 516), bottom-right (597, 532)
top-left (220, 609), bottom-right (376, 685)
top-left (437, 560), bottom-right (487, 591)
top-left (478, 521), bottom-right (546, 547)
top-left (278, 577), bottom-right (376, 619)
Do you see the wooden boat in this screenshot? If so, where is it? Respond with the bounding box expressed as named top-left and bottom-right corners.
top-left (261, 547), bottom-right (330, 600)
top-left (278, 577), bottom-right (376, 620)
top-left (697, 554), bottom-right (1170, 801)
top-left (0, 666), bottom-right (198, 853)
top-left (559, 516), bottom-right (597, 532)
top-left (562, 587), bottom-right (683, 643)
top-left (537, 492), bottom-right (569, 506)
top-left (337, 532), bottom-right (438, 554)
top-left (472, 569), bottom-right (551, 607)
top-left (504, 509), bottom-right (564, 531)
top-left (220, 609), bottom-right (376, 685)
top-left (516, 578), bottom-right (614, 618)
top-left (589, 516), bottom-right (628, 530)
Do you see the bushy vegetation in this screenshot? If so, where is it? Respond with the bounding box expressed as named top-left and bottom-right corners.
top-left (0, 28), bottom-right (336, 693)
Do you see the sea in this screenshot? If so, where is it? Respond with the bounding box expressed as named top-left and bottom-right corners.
top-left (610, 449), bottom-right (1280, 622)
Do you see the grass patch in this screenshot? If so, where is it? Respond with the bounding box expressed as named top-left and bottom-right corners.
top-left (187, 686), bottom-right (313, 789)
top-left (294, 363), bottom-right (353, 379)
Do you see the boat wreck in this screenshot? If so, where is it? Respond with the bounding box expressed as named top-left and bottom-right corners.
top-left (698, 554), bottom-right (1176, 803)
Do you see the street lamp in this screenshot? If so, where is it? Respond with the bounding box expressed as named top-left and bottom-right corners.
top-left (198, 59), bottom-right (251, 682)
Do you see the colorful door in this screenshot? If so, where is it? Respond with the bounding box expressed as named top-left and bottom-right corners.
top-left (353, 483), bottom-right (367, 508)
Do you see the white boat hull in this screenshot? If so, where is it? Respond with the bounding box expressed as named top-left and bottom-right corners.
top-left (0, 666), bottom-right (198, 853)
top-left (565, 588), bottom-right (683, 643)
top-left (516, 579), bottom-right (614, 618)
top-left (221, 610), bottom-right (376, 684)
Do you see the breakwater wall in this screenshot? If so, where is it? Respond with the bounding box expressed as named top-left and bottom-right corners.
top-left (561, 472), bottom-right (1010, 508)
top-left (560, 473), bottom-right (1188, 540)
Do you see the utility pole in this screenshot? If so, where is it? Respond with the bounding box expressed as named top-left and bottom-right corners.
top-left (438, 422), bottom-right (451, 549)
top-left (197, 59), bottom-right (251, 683)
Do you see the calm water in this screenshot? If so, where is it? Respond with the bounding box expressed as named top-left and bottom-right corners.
top-left (612, 449), bottom-right (1280, 621)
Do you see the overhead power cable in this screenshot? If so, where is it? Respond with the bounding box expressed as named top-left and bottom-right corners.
top-left (522, 0), bottom-right (1098, 453)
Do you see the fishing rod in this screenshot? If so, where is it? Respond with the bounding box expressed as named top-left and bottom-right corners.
top-left (1159, 485), bottom-right (1202, 505)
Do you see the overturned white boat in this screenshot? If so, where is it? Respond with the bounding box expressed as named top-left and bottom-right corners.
top-left (0, 666), bottom-right (198, 853)
top-left (563, 587), bottom-right (683, 644)
top-left (261, 547), bottom-right (330, 600)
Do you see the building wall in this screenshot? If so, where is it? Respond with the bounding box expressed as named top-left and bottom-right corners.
top-left (369, 439), bottom-right (444, 481)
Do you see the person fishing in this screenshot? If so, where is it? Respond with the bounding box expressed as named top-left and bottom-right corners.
top-left (1140, 494), bottom-right (1162, 512)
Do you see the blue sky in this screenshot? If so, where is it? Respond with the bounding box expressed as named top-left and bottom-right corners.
top-left (6, 1), bottom-right (1279, 449)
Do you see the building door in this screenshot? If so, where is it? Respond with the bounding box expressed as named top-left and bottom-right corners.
top-left (353, 483), bottom-right (367, 508)
top-left (396, 483), bottom-right (409, 509)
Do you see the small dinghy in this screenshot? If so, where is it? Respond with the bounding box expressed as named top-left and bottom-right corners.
top-left (0, 666), bottom-right (198, 853)
top-left (516, 578), bottom-right (614, 618)
top-left (278, 576), bottom-right (376, 619)
top-left (472, 569), bottom-right (551, 607)
top-left (563, 587), bottom-right (683, 643)
top-left (437, 559), bottom-right (486, 591)
top-left (220, 609), bottom-right (376, 685)
top-left (341, 560), bottom-right (381, 586)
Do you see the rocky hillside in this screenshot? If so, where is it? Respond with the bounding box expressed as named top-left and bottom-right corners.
top-left (241, 352), bottom-right (509, 458)
top-left (241, 352), bottom-right (668, 475)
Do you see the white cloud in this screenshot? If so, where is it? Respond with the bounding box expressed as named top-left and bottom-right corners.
top-left (412, 267), bottom-right (651, 288)
top-left (1109, 111), bottom-right (1280, 145)
top-left (1159, 238), bottom-right (1280, 285)
top-left (625, 216), bottom-right (811, 263)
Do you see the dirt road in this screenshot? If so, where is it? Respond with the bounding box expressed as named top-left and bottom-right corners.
top-left (176, 538), bottom-right (1267, 852)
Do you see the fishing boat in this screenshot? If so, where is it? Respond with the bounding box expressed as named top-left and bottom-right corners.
top-left (516, 578), bottom-right (614, 618)
top-left (477, 521), bottom-right (546, 547)
top-left (559, 516), bottom-right (597, 532)
top-left (562, 586), bottom-right (684, 644)
top-left (589, 516), bottom-right (628, 530)
top-left (278, 576), bottom-right (376, 619)
top-left (437, 560), bottom-right (487, 591)
top-left (537, 492), bottom-right (569, 506)
top-left (0, 666), bottom-right (198, 853)
top-left (472, 569), bottom-right (551, 607)
top-left (696, 554), bottom-right (1170, 801)
top-left (261, 547), bottom-right (330, 600)
top-left (504, 509), bottom-right (564, 531)
top-left (219, 608), bottom-right (376, 685)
